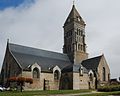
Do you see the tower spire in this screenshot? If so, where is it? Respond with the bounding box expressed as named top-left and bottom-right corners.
top-left (73, 0), bottom-right (75, 6)
top-left (63, 4), bottom-right (88, 63)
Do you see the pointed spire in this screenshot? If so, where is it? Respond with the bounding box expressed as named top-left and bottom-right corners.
top-left (7, 38), bottom-right (10, 49)
top-left (73, 0), bottom-right (75, 6)
top-left (7, 38), bottom-right (9, 43)
top-left (64, 3), bottom-right (85, 26)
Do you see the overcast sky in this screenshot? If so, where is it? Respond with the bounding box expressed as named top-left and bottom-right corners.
top-left (0, 0), bottom-right (120, 78)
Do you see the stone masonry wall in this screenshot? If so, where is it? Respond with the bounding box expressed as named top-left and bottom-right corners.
top-left (97, 55), bottom-right (110, 84)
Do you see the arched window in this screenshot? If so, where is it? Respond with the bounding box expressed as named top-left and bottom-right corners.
top-left (79, 66), bottom-right (83, 76)
top-left (89, 73), bottom-right (93, 81)
top-left (81, 45), bottom-right (83, 51)
top-left (33, 68), bottom-right (39, 78)
top-left (54, 70), bottom-right (60, 80)
top-left (78, 44), bottom-right (80, 50)
top-left (103, 67), bottom-right (106, 81)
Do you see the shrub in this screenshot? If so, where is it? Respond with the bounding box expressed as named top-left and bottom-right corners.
top-left (8, 76), bottom-right (33, 92)
top-left (17, 77), bottom-right (25, 83)
top-left (98, 85), bottom-right (120, 92)
top-left (8, 77), bottom-right (17, 82)
top-left (25, 78), bottom-right (33, 84)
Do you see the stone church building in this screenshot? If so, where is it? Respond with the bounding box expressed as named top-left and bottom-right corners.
top-left (0, 4), bottom-right (110, 90)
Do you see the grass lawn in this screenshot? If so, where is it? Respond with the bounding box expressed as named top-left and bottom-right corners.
top-left (0, 90), bottom-right (91, 96)
top-left (0, 90), bottom-right (120, 96)
top-left (81, 91), bottom-right (120, 96)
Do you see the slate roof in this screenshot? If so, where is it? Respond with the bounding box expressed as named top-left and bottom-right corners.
top-left (62, 64), bottom-right (88, 73)
top-left (64, 5), bottom-right (85, 26)
top-left (8, 43), bottom-right (72, 72)
top-left (81, 55), bottom-right (102, 71)
top-left (8, 43), bottom-right (102, 73)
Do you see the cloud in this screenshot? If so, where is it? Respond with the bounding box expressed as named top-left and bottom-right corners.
top-left (0, 0), bottom-right (120, 78)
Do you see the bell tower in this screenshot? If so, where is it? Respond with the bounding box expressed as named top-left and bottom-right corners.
top-left (63, 4), bottom-right (88, 64)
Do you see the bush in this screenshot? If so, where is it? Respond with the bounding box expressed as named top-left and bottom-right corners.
top-left (8, 77), bottom-right (33, 84)
top-left (17, 77), bottom-right (25, 83)
top-left (25, 78), bottom-right (33, 84)
top-left (98, 85), bottom-right (120, 92)
top-left (8, 77), bottom-right (17, 82)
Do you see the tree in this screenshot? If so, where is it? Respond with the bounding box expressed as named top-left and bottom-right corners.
top-left (8, 77), bottom-right (33, 92)
top-left (17, 77), bottom-right (25, 92)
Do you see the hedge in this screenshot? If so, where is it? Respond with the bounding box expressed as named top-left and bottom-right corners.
top-left (98, 85), bottom-right (120, 92)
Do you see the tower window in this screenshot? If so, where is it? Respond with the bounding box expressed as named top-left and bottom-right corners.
top-left (70, 32), bottom-right (71, 36)
top-left (77, 28), bottom-right (79, 33)
top-left (79, 37), bottom-right (82, 43)
top-left (81, 45), bottom-right (83, 51)
top-left (79, 37), bottom-right (80, 42)
top-left (81, 30), bottom-right (84, 36)
top-left (77, 37), bottom-right (78, 42)
top-left (78, 44), bottom-right (80, 50)
top-left (79, 29), bottom-right (81, 35)
top-left (77, 31), bottom-right (78, 35)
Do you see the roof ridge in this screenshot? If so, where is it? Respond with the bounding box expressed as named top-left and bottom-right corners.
top-left (85, 55), bottom-right (102, 61)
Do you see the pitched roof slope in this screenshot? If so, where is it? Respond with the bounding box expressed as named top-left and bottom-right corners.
top-left (62, 64), bottom-right (88, 73)
top-left (64, 5), bottom-right (85, 26)
top-left (8, 43), bottom-right (72, 72)
top-left (81, 55), bottom-right (102, 71)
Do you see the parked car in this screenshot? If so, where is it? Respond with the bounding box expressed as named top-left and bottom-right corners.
top-left (0, 86), bottom-right (6, 92)
top-left (0, 86), bottom-right (4, 92)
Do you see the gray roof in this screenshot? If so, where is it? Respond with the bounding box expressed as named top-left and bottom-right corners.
top-left (9, 43), bottom-right (72, 72)
top-left (8, 43), bottom-right (102, 73)
top-left (81, 55), bottom-right (102, 71)
top-left (62, 64), bottom-right (88, 73)
top-left (64, 5), bottom-right (85, 26)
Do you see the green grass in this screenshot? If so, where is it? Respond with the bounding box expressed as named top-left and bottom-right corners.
top-left (0, 90), bottom-right (120, 96)
top-left (0, 90), bottom-right (91, 96)
top-left (81, 91), bottom-right (120, 96)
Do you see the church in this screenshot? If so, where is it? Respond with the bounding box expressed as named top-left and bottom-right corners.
top-left (0, 4), bottom-right (110, 90)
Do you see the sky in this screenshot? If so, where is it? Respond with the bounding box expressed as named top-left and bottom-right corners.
top-left (0, 0), bottom-right (120, 79)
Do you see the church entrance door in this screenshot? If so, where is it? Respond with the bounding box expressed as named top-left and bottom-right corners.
top-left (43, 79), bottom-right (49, 90)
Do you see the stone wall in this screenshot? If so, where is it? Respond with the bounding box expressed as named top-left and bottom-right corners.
top-left (75, 52), bottom-right (88, 64)
top-left (79, 73), bottom-right (89, 89)
top-left (23, 64), bottom-right (61, 90)
top-left (1, 49), bottom-right (22, 86)
top-left (97, 55), bottom-right (110, 84)
top-left (73, 72), bottom-right (89, 90)
top-left (73, 72), bottom-right (79, 90)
